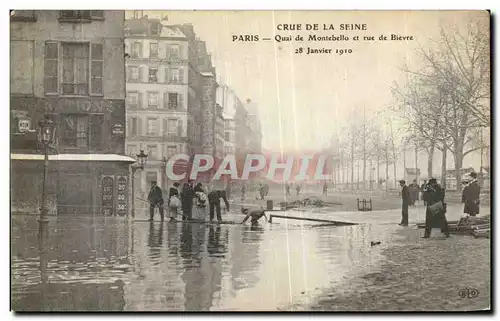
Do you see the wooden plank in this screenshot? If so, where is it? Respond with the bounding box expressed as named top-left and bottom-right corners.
top-left (269, 214), bottom-right (356, 226)
top-left (133, 219), bottom-right (236, 225)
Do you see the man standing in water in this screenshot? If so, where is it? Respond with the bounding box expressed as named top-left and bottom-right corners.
top-left (148, 181), bottom-right (164, 221)
top-left (241, 208), bottom-right (268, 225)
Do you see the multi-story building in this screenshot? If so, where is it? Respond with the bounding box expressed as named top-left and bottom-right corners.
top-left (124, 15), bottom-right (190, 194)
top-left (214, 104), bottom-right (225, 160)
top-left (223, 118), bottom-right (236, 156)
top-left (245, 100), bottom-right (262, 154)
top-left (10, 10), bottom-right (133, 216)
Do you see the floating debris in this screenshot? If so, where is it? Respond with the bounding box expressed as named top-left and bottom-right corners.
top-left (279, 197), bottom-right (342, 209)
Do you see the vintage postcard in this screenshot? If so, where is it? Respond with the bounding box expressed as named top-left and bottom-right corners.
top-left (10, 10), bottom-right (490, 312)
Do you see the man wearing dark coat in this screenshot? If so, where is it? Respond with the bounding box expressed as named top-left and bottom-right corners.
top-left (181, 181), bottom-right (194, 221)
top-left (208, 190), bottom-right (230, 223)
top-left (462, 172), bottom-right (480, 217)
top-left (420, 180), bottom-right (428, 206)
top-left (148, 181), bottom-right (164, 221)
top-left (408, 180), bottom-right (420, 206)
top-left (399, 180), bottom-right (411, 226)
top-left (423, 178), bottom-right (450, 238)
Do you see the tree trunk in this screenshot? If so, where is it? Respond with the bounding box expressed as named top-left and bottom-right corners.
top-left (377, 154), bottom-right (380, 189)
top-left (427, 142), bottom-right (435, 180)
top-left (350, 142), bottom-right (354, 191)
top-left (441, 142), bottom-right (447, 188)
top-left (454, 145), bottom-right (464, 192)
top-left (403, 145), bottom-right (406, 182)
top-left (415, 142), bottom-right (419, 182)
top-left (385, 157), bottom-right (389, 193)
top-left (369, 159), bottom-right (373, 190)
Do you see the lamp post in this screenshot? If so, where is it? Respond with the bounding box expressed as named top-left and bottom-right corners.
top-left (38, 116), bottom-right (56, 226)
top-left (131, 150), bottom-right (148, 219)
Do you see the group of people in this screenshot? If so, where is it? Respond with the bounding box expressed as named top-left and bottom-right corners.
top-left (147, 180), bottom-right (230, 223)
top-left (399, 171), bottom-right (481, 238)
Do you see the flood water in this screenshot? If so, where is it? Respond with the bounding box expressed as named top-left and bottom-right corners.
top-left (11, 210), bottom-right (405, 311)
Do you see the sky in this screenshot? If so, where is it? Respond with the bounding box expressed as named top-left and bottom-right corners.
top-left (126, 10), bottom-right (488, 153)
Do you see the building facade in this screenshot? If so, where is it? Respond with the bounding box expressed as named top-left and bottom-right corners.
top-left (124, 15), bottom-right (190, 195)
top-left (10, 10), bottom-right (133, 216)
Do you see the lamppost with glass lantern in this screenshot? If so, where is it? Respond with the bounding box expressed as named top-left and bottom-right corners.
top-left (38, 115), bottom-right (56, 225)
top-left (131, 150), bottom-right (148, 219)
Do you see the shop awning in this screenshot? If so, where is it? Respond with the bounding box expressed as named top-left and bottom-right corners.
top-left (11, 153), bottom-right (137, 163)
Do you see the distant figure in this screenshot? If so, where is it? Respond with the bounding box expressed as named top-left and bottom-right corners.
top-left (208, 190), bottom-right (229, 223)
top-left (409, 180), bottom-right (420, 206)
top-left (259, 184), bottom-right (266, 200)
top-left (462, 172), bottom-right (480, 217)
top-left (167, 182), bottom-right (181, 221)
top-left (423, 178), bottom-right (449, 238)
top-left (241, 208), bottom-right (268, 225)
top-left (420, 180), bottom-right (428, 206)
top-left (399, 180), bottom-right (411, 226)
top-left (323, 182), bottom-right (328, 196)
top-left (296, 184), bottom-right (301, 196)
top-left (194, 182), bottom-right (204, 193)
top-left (181, 181), bottom-right (194, 220)
top-left (193, 188), bottom-right (208, 220)
top-left (225, 183), bottom-right (231, 200)
top-left (241, 184), bottom-right (246, 201)
top-left (148, 181), bottom-right (164, 221)
top-left (285, 183), bottom-right (291, 196)
top-left (264, 184), bottom-right (269, 197)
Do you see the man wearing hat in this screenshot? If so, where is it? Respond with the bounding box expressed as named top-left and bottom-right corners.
top-left (399, 180), bottom-right (411, 226)
top-left (148, 180), bottom-right (165, 221)
top-left (423, 178), bottom-right (449, 238)
top-left (462, 172), bottom-right (480, 217)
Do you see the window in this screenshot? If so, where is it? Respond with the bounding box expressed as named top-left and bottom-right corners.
top-left (147, 145), bottom-right (158, 160)
top-left (62, 43), bottom-right (89, 95)
top-left (225, 132), bottom-right (230, 141)
top-left (10, 10), bottom-right (36, 22)
top-left (128, 117), bottom-right (138, 136)
top-left (61, 114), bottom-right (104, 148)
top-left (127, 92), bottom-right (139, 108)
top-left (147, 92), bottom-right (159, 108)
top-left (129, 66), bottom-right (139, 82)
top-left (166, 146), bottom-right (177, 158)
top-left (151, 22), bottom-right (160, 36)
top-left (127, 144), bottom-right (137, 156)
top-left (59, 10), bottom-right (91, 21)
top-left (164, 118), bottom-right (178, 136)
top-left (90, 11), bottom-right (104, 19)
top-left (44, 42), bottom-right (59, 94)
top-left (149, 42), bottom-right (158, 58)
top-left (147, 118), bottom-right (159, 136)
top-left (131, 42), bottom-right (141, 58)
top-left (146, 172), bottom-right (158, 185)
top-left (148, 68), bottom-right (158, 83)
top-left (167, 93), bottom-right (178, 109)
top-left (90, 44), bottom-right (103, 95)
top-left (168, 44), bottom-right (180, 59)
top-left (170, 68), bottom-right (180, 83)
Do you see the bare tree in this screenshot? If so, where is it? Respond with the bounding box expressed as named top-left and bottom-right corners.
top-left (393, 20), bottom-right (489, 189)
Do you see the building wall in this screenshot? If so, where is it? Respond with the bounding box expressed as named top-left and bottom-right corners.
top-left (125, 18), bottom-right (190, 191)
top-left (10, 10), bottom-right (130, 216)
top-left (10, 10), bottom-right (126, 155)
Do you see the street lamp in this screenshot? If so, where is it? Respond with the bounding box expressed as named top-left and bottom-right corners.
top-left (131, 150), bottom-right (148, 219)
top-left (38, 115), bottom-right (56, 225)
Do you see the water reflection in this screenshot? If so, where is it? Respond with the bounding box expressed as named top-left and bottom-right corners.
top-left (12, 214), bottom-right (397, 311)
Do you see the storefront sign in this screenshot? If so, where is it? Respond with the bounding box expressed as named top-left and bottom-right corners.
top-left (115, 176), bottom-right (128, 217)
top-left (112, 124), bottom-right (124, 136)
top-left (101, 176), bottom-right (114, 216)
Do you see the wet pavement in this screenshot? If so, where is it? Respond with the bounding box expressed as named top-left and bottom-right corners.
top-left (11, 203), bottom-right (490, 311)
